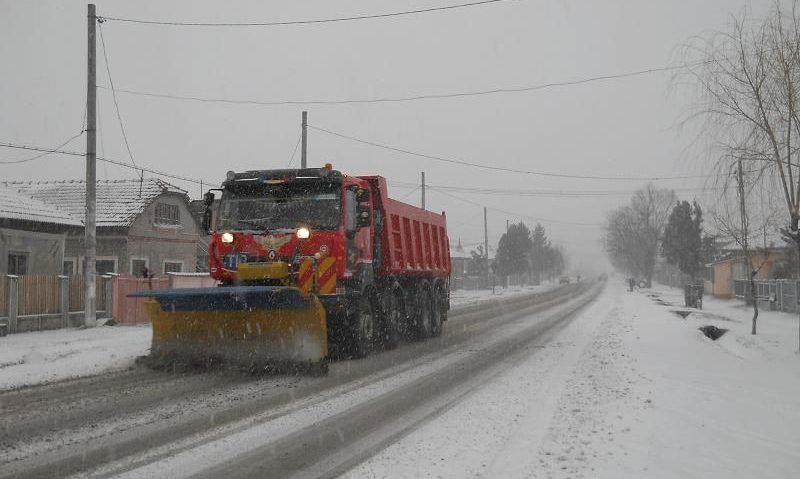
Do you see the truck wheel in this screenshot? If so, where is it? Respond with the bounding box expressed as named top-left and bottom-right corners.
top-left (348, 293), bottom-right (375, 359)
top-left (378, 292), bottom-right (403, 350)
top-left (429, 290), bottom-right (443, 338)
top-left (414, 288), bottom-right (433, 339)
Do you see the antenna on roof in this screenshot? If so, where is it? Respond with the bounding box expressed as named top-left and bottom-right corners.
top-left (138, 169), bottom-right (144, 197)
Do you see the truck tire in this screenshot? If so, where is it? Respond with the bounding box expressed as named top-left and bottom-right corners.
top-left (434, 282), bottom-right (448, 325)
top-left (429, 289), bottom-right (443, 338)
top-left (347, 292), bottom-right (375, 359)
top-left (377, 290), bottom-right (403, 350)
top-left (414, 286), bottom-right (434, 339)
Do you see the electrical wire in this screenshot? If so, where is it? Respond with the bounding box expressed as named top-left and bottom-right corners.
top-left (399, 186), bottom-right (421, 201)
top-left (0, 130), bottom-right (85, 165)
top-left (98, 22), bottom-right (139, 171)
top-left (0, 141), bottom-right (212, 186)
top-left (98, 0), bottom-right (511, 27)
top-left (286, 134), bottom-right (302, 167)
top-left (95, 62), bottom-right (708, 107)
top-left (389, 180), bottom-right (719, 197)
top-left (310, 125), bottom-right (713, 181)
top-left (428, 186), bottom-right (602, 227)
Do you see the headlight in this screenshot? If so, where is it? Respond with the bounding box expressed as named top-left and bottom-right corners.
top-left (296, 227), bottom-right (311, 239)
top-left (221, 232), bottom-right (234, 243)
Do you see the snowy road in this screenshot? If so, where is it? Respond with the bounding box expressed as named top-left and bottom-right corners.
top-left (349, 284), bottom-right (800, 479)
top-left (0, 282), bottom-right (597, 479)
top-left (4, 281), bottom-right (798, 478)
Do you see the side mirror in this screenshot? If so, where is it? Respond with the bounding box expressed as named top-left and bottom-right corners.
top-left (201, 209), bottom-right (212, 234)
top-left (356, 205), bottom-right (371, 227)
top-left (201, 189), bottom-right (220, 234)
top-left (355, 187), bottom-right (370, 203)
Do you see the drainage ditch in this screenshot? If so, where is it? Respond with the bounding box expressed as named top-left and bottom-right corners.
top-left (698, 325), bottom-right (728, 340)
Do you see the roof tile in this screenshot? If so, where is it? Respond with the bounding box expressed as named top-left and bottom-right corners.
top-left (2, 179), bottom-right (187, 227)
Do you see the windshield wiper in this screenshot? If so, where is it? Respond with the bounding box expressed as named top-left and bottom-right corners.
top-left (235, 218), bottom-right (272, 229)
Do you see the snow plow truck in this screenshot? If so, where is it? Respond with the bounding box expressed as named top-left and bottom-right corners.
top-left (133, 164), bottom-right (451, 374)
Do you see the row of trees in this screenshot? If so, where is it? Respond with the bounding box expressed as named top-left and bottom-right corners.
top-left (604, 185), bottom-right (720, 286)
top-left (605, 181), bottom-right (781, 336)
top-left (607, 2), bottom-right (800, 344)
top-left (681, 1), bottom-right (800, 342)
top-left (493, 222), bottom-right (565, 284)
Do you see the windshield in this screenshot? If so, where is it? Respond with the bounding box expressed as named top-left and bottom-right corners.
top-left (218, 182), bottom-right (341, 231)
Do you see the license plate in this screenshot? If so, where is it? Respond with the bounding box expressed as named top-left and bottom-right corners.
top-left (223, 254), bottom-right (240, 269)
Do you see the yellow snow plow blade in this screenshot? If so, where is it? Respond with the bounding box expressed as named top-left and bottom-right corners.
top-left (131, 286), bottom-right (328, 374)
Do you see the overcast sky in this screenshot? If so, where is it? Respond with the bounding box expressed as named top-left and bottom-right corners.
top-left (0, 0), bottom-right (771, 273)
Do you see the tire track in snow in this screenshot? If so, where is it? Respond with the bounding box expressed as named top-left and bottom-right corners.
top-left (1, 285), bottom-right (585, 478)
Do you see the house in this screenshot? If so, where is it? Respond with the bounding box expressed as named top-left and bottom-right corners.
top-left (706, 235), bottom-right (791, 298)
top-left (449, 240), bottom-right (496, 290)
top-left (0, 185), bottom-right (82, 275)
top-left (2, 179), bottom-right (202, 276)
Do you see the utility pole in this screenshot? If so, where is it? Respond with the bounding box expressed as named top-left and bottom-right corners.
top-left (484, 207), bottom-right (489, 288)
top-left (84, 4), bottom-right (97, 327)
top-left (421, 171), bottom-right (425, 210)
top-left (301, 111), bottom-right (308, 169)
top-left (737, 159), bottom-right (758, 335)
top-left (506, 219), bottom-right (509, 233)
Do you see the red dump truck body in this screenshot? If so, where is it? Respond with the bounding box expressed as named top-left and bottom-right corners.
top-left (361, 176), bottom-right (450, 279)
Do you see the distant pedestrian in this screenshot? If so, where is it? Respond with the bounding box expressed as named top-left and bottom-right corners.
top-left (141, 266), bottom-right (154, 290)
top-left (628, 277), bottom-right (635, 292)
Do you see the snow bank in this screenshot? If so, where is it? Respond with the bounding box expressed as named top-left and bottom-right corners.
top-left (0, 325), bottom-right (151, 391)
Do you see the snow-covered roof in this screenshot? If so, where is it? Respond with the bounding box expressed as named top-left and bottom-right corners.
top-left (0, 185), bottom-right (82, 226)
top-left (2, 179), bottom-right (187, 228)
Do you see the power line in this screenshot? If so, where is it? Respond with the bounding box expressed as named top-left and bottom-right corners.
top-left (399, 186), bottom-right (421, 201)
top-left (310, 125), bottom-right (712, 181)
top-left (286, 134), bottom-right (302, 167)
top-left (0, 141), bottom-right (212, 186)
top-left (390, 180), bottom-right (719, 197)
top-left (98, 21), bottom-right (139, 170)
top-left (0, 130), bottom-right (85, 165)
top-left (98, 0), bottom-right (511, 27)
top-left (428, 186), bottom-right (601, 227)
top-left (95, 62), bottom-right (708, 107)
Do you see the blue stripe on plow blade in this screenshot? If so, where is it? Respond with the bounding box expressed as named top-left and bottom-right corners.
top-left (128, 286), bottom-right (312, 312)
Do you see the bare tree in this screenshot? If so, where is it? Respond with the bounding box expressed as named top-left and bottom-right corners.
top-left (604, 184), bottom-right (676, 286)
top-left (684, 1), bottom-right (800, 349)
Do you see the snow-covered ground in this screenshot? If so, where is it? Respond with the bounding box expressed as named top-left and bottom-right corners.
top-left (0, 284), bottom-right (553, 391)
top-left (449, 281), bottom-right (558, 308)
top-left (347, 282), bottom-right (800, 479)
top-left (0, 324), bottom-right (150, 390)
top-left (8, 281), bottom-right (798, 479)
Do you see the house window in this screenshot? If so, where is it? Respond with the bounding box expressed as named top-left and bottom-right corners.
top-left (131, 258), bottom-right (149, 277)
top-left (96, 257), bottom-right (117, 276)
top-left (8, 253), bottom-right (28, 275)
top-left (63, 258), bottom-right (76, 276)
top-left (155, 203), bottom-right (180, 225)
top-left (163, 261), bottom-right (183, 274)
